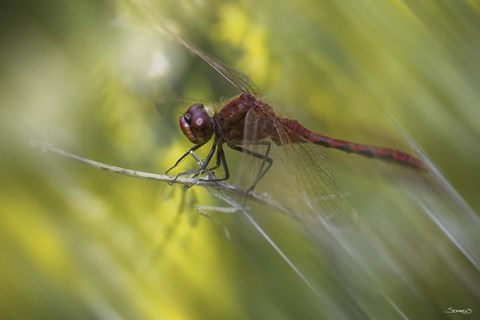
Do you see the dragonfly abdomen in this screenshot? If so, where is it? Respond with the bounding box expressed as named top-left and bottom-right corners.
top-left (282, 119), bottom-right (424, 170)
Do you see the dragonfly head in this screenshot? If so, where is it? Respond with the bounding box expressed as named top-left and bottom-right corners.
top-left (179, 103), bottom-right (215, 144)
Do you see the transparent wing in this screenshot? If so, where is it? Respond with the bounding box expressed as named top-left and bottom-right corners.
top-left (169, 31), bottom-right (261, 96)
top-left (233, 105), bottom-right (346, 245)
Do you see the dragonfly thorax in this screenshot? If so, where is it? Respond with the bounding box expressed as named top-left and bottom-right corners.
top-left (179, 103), bottom-right (215, 144)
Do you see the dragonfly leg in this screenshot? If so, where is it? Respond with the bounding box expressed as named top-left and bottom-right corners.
top-left (199, 141), bottom-right (230, 176)
top-left (197, 143), bottom-right (230, 182)
top-left (253, 141), bottom-right (271, 181)
top-left (189, 151), bottom-right (210, 179)
top-left (169, 139), bottom-right (229, 184)
top-left (172, 142), bottom-right (217, 179)
top-left (166, 143), bottom-right (204, 175)
top-left (206, 144), bottom-right (224, 171)
top-left (228, 141), bottom-right (273, 191)
top-left (189, 147), bottom-right (226, 181)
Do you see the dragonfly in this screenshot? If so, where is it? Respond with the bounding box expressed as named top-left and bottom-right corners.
top-left (166, 36), bottom-right (425, 190)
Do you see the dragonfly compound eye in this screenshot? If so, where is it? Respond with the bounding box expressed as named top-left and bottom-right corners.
top-left (179, 103), bottom-right (214, 144)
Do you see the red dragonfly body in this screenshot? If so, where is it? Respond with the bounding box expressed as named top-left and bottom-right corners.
top-left (166, 35), bottom-right (424, 186)
top-left (217, 92), bottom-right (423, 169)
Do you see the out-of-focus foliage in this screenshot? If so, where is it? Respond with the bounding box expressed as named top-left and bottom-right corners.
top-left (1, 0), bottom-right (479, 319)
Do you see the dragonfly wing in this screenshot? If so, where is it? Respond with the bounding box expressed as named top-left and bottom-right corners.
top-left (234, 104), bottom-right (344, 243)
top-left (170, 32), bottom-right (261, 95)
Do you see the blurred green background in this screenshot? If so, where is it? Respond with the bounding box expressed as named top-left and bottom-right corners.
top-left (1, 0), bottom-right (479, 319)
